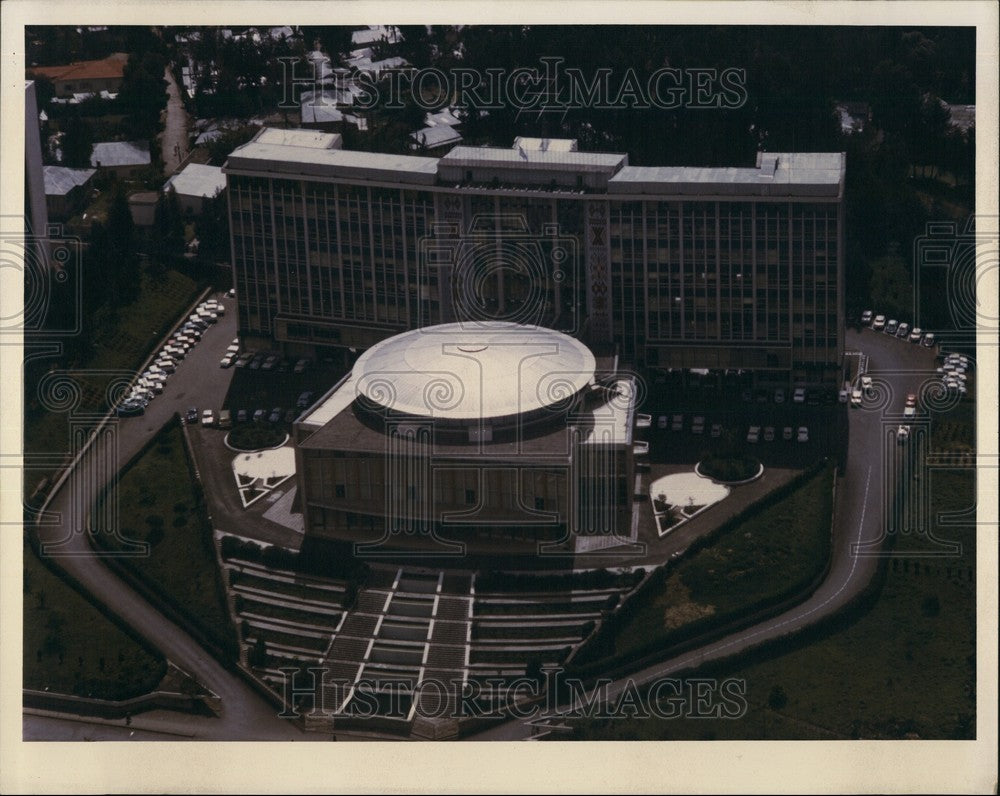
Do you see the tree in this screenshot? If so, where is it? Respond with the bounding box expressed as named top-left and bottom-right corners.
top-left (868, 252), bottom-right (914, 321)
top-left (151, 188), bottom-right (186, 267)
top-left (61, 114), bottom-right (94, 168)
top-left (105, 186), bottom-right (140, 306)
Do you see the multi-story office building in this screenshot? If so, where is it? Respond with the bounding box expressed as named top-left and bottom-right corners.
top-left (224, 128), bottom-right (845, 385)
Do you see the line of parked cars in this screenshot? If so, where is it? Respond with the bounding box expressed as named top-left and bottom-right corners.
top-left (747, 424), bottom-right (809, 443)
top-left (116, 297), bottom-right (224, 416)
top-left (229, 349), bottom-right (311, 373)
top-left (862, 309), bottom-right (935, 348)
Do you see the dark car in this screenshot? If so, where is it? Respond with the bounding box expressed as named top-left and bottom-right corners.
top-left (185, 406), bottom-right (198, 424)
top-left (268, 407), bottom-right (282, 423)
top-left (253, 408), bottom-right (266, 422)
top-left (116, 401), bottom-right (145, 417)
top-left (236, 409), bottom-right (248, 423)
top-left (296, 391), bottom-right (315, 409)
top-left (249, 355), bottom-right (263, 370)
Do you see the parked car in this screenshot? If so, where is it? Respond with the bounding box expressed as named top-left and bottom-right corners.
top-left (783, 426), bottom-right (793, 441)
top-left (838, 388), bottom-right (849, 404)
top-left (185, 407), bottom-right (198, 424)
top-left (903, 406), bottom-right (916, 419)
top-left (268, 407), bottom-right (282, 423)
top-left (261, 354), bottom-right (279, 372)
top-left (872, 314), bottom-right (886, 331)
top-left (227, 288), bottom-right (236, 298)
top-left (797, 426), bottom-right (809, 443)
top-left (860, 375), bottom-right (873, 392)
top-left (293, 358), bottom-right (310, 374)
top-left (897, 424), bottom-right (910, 443)
top-left (905, 393), bottom-right (917, 408)
top-left (774, 388), bottom-right (785, 404)
top-left (792, 387), bottom-right (806, 404)
top-left (692, 416), bottom-right (705, 434)
top-left (657, 415), bottom-right (668, 429)
top-left (747, 425), bottom-right (761, 444)
top-left (226, 344), bottom-right (240, 355)
top-left (763, 426), bottom-right (775, 442)
top-left (253, 409), bottom-right (266, 422)
top-left (922, 332), bottom-right (936, 348)
top-left (116, 401), bottom-right (145, 417)
top-left (220, 355), bottom-right (235, 368)
top-left (909, 327), bottom-right (923, 343)
top-left (201, 409), bottom-right (215, 427)
top-left (886, 319), bottom-right (898, 335)
top-left (851, 389), bottom-right (863, 406)
top-left (897, 322), bottom-right (910, 339)
top-left (671, 414), bottom-right (683, 432)
top-left (297, 391), bottom-right (315, 409)
top-left (236, 409), bottom-right (248, 423)
top-left (218, 409), bottom-right (232, 429)
top-left (861, 309), bottom-right (873, 325)
top-left (710, 423), bottom-right (722, 438)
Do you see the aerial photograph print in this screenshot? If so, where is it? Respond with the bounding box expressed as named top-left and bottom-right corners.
top-left (2, 1), bottom-right (996, 793)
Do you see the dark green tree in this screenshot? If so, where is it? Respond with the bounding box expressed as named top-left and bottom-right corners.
top-left (151, 187), bottom-right (186, 267)
top-left (60, 114), bottom-right (94, 168)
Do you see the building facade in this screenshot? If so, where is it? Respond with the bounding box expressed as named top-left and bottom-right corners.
top-left (292, 322), bottom-right (637, 551)
top-left (225, 128), bottom-right (845, 386)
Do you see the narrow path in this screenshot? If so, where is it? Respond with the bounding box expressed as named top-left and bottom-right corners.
top-left (159, 65), bottom-right (189, 177)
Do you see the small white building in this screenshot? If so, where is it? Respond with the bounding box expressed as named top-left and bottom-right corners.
top-left (90, 140), bottom-right (150, 178)
top-left (162, 163), bottom-right (227, 215)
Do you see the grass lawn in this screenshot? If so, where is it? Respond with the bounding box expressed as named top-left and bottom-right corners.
top-left (568, 404), bottom-right (975, 740)
top-left (93, 421), bottom-right (235, 657)
top-left (23, 542), bottom-right (167, 700)
top-left (607, 465), bottom-right (834, 660)
top-left (23, 268), bottom-right (201, 480)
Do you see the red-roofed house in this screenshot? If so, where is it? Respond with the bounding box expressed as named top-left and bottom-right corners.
top-left (28, 53), bottom-right (128, 97)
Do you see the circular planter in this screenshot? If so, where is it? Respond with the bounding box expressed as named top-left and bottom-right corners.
top-left (224, 429), bottom-right (290, 453)
top-left (695, 458), bottom-right (764, 486)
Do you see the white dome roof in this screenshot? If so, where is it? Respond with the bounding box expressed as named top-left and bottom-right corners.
top-left (353, 322), bottom-right (596, 426)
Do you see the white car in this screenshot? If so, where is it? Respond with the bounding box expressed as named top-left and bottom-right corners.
top-left (838, 388), bottom-right (849, 404)
top-left (860, 375), bottom-right (873, 392)
top-left (747, 425), bottom-right (761, 444)
top-left (909, 327), bottom-right (923, 343)
top-left (897, 424), bottom-right (910, 443)
top-left (691, 416), bottom-right (705, 434)
top-left (922, 332), bottom-right (935, 348)
top-left (872, 315), bottom-right (886, 331)
top-left (226, 344), bottom-right (240, 354)
top-left (851, 389), bottom-right (863, 406)
top-left (792, 387), bottom-right (806, 404)
top-left (797, 426), bottom-right (809, 443)
top-left (201, 409), bottom-right (215, 427)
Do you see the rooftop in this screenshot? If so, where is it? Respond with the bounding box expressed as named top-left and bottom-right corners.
top-left (410, 125), bottom-right (463, 149)
top-left (163, 163), bottom-right (226, 199)
top-left (29, 53), bottom-right (128, 83)
top-left (513, 137), bottom-right (578, 153)
top-left (43, 165), bottom-right (95, 196)
top-left (609, 152), bottom-right (846, 197)
top-left (442, 145), bottom-right (628, 174)
top-left (90, 140), bottom-right (151, 168)
top-left (252, 127), bottom-right (341, 149)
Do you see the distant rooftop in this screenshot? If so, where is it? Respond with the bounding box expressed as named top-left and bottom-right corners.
top-left (43, 165), bottom-right (95, 196)
top-left (29, 53), bottom-right (128, 83)
top-left (90, 140), bottom-right (151, 168)
top-left (410, 125), bottom-right (463, 149)
top-left (163, 163), bottom-right (226, 199)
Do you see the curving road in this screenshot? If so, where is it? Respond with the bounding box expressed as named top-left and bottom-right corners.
top-left (27, 291), bottom-right (310, 741)
top-left (468, 326), bottom-right (942, 739)
top-left (25, 322), bottom-right (940, 741)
